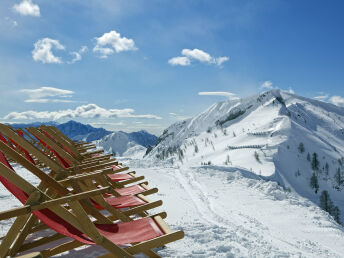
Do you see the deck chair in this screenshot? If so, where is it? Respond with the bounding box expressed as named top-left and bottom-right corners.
top-left (0, 129), bottom-right (162, 219)
top-left (2, 124), bottom-right (147, 191)
top-left (26, 126), bottom-right (145, 188)
top-left (39, 125), bottom-right (103, 161)
top-left (0, 151), bottom-right (184, 257)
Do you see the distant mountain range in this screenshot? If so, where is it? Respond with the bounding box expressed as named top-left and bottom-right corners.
top-left (8, 120), bottom-right (158, 155)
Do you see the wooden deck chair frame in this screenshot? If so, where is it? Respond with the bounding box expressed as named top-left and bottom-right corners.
top-left (0, 159), bottom-right (184, 257)
top-left (0, 126), bottom-right (161, 218)
top-left (39, 125), bottom-right (102, 161)
top-left (40, 125), bottom-right (99, 159)
top-left (26, 126), bottom-right (145, 188)
top-left (4, 124), bottom-right (147, 189)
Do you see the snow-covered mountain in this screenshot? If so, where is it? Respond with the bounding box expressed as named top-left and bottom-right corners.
top-left (94, 130), bottom-right (157, 157)
top-left (147, 89), bottom-right (344, 223)
top-left (56, 120), bottom-right (112, 142)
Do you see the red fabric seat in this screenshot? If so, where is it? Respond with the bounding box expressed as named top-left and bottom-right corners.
top-left (116, 185), bottom-right (145, 196)
top-left (0, 151), bottom-right (164, 246)
top-left (107, 173), bottom-right (133, 181)
top-left (91, 195), bottom-right (146, 210)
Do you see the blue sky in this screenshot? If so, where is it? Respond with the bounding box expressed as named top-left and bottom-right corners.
top-left (0, 0), bottom-right (343, 134)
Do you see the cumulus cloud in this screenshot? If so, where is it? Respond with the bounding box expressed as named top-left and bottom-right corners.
top-left (32, 38), bottom-right (65, 64)
top-left (182, 49), bottom-right (213, 63)
top-left (288, 87), bottom-right (295, 94)
top-left (20, 86), bottom-right (74, 103)
top-left (329, 96), bottom-right (344, 106)
top-left (260, 80), bottom-right (274, 89)
top-left (313, 94), bottom-right (344, 107)
top-left (168, 56), bottom-right (191, 66)
top-left (314, 95), bottom-right (329, 101)
top-left (68, 46), bottom-right (88, 64)
top-left (168, 48), bottom-right (229, 67)
top-left (198, 91), bottom-right (239, 100)
top-left (168, 112), bottom-right (190, 121)
top-left (93, 30), bottom-right (137, 58)
top-left (13, 0), bottom-right (40, 17)
top-left (4, 104), bottom-right (162, 120)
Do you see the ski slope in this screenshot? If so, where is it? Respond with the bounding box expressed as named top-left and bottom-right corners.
top-left (146, 90), bottom-right (344, 223)
top-left (1, 162), bottom-right (344, 257)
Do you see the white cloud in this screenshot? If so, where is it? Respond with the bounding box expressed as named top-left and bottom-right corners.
top-left (168, 56), bottom-right (191, 66)
top-left (215, 56), bottom-right (229, 67)
top-left (32, 38), bottom-right (65, 64)
top-left (169, 48), bottom-right (229, 67)
top-left (260, 80), bottom-right (274, 89)
top-left (68, 46), bottom-right (88, 64)
top-left (20, 86), bottom-right (74, 103)
top-left (93, 30), bottom-right (137, 58)
top-left (314, 95), bottom-right (329, 101)
top-left (198, 91), bottom-right (239, 100)
top-left (13, 0), bottom-right (40, 17)
top-left (4, 104), bottom-right (162, 120)
top-left (168, 112), bottom-right (190, 121)
top-left (329, 96), bottom-right (344, 106)
top-left (313, 94), bottom-right (344, 107)
top-left (288, 88), bottom-right (295, 94)
top-left (182, 49), bottom-right (213, 63)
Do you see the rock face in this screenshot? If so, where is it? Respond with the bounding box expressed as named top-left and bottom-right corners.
top-left (147, 89), bottom-right (344, 222)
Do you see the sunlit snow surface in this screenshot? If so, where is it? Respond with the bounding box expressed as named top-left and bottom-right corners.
top-left (1, 161), bottom-right (344, 257)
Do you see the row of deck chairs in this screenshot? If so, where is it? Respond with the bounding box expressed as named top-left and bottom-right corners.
top-left (0, 123), bottom-right (184, 257)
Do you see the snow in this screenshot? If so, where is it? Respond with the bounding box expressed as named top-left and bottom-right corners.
top-left (1, 161), bottom-right (344, 257)
top-left (147, 89), bottom-right (344, 223)
top-left (1, 89), bottom-right (344, 257)
top-left (94, 131), bottom-right (147, 157)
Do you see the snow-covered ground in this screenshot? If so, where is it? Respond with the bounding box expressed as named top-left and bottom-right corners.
top-left (2, 161), bottom-right (344, 257)
top-left (1, 90), bottom-right (344, 257)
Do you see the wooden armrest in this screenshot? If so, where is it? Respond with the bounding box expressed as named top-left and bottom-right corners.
top-left (0, 187), bottom-right (111, 221)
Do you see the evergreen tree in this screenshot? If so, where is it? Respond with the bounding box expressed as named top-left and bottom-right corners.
top-left (307, 153), bottom-right (311, 161)
top-left (319, 190), bottom-right (332, 212)
top-left (334, 168), bottom-right (343, 189)
top-left (310, 173), bottom-right (319, 193)
top-left (331, 206), bottom-right (341, 224)
top-left (311, 152), bottom-right (319, 171)
top-left (319, 190), bottom-right (341, 224)
top-left (298, 142), bottom-right (305, 153)
top-left (145, 145), bottom-right (153, 156)
top-left (325, 162), bottom-right (329, 177)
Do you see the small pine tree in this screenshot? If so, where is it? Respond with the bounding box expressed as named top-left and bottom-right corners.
top-left (298, 142), bottom-right (305, 153)
top-left (319, 190), bottom-right (332, 212)
top-left (225, 154), bottom-right (231, 165)
top-left (254, 151), bottom-right (260, 162)
top-left (325, 162), bottom-right (329, 177)
top-left (331, 206), bottom-right (341, 224)
top-left (145, 145), bottom-right (153, 156)
top-left (310, 173), bottom-right (319, 193)
top-left (334, 168), bottom-right (343, 189)
top-left (223, 129), bottom-right (227, 136)
top-left (311, 152), bottom-right (319, 171)
top-left (194, 144), bottom-right (199, 153)
top-left (233, 132), bottom-right (236, 137)
top-left (319, 190), bottom-right (341, 224)
top-left (307, 153), bottom-right (311, 161)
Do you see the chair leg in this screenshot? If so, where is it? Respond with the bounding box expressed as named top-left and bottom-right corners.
top-left (0, 213), bottom-right (31, 257)
top-left (8, 214), bottom-right (38, 256)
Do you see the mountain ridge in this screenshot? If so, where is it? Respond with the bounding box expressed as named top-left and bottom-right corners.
top-left (146, 89), bottom-right (344, 223)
